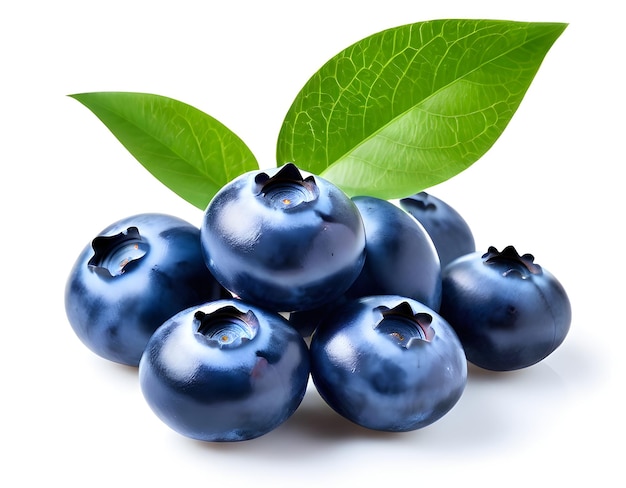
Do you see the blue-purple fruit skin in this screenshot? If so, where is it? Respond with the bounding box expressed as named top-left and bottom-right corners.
top-left (310, 295), bottom-right (467, 432)
top-left (400, 191), bottom-right (475, 268)
top-left (138, 299), bottom-right (311, 442)
top-left (440, 246), bottom-right (571, 371)
top-left (200, 163), bottom-right (366, 312)
top-left (65, 213), bottom-right (227, 366)
top-left (346, 196), bottom-right (442, 311)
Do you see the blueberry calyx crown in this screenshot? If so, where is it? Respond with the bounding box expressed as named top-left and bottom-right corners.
top-left (400, 192), bottom-right (437, 212)
top-left (88, 226), bottom-right (149, 278)
top-left (374, 301), bottom-right (435, 348)
top-left (194, 306), bottom-right (259, 349)
top-left (254, 163), bottom-right (319, 210)
top-left (482, 245), bottom-right (542, 278)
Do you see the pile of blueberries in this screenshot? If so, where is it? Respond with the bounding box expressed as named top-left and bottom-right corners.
top-left (65, 163), bottom-right (571, 442)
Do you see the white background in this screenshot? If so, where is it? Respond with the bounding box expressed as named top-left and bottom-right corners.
top-left (2, 1), bottom-right (623, 486)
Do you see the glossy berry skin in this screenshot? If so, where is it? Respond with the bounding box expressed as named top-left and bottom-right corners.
top-left (200, 163), bottom-right (366, 312)
top-left (310, 296), bottom-right (467, 432)
top-left (400, 191), bottom-right (475, 268)
top-left (65, 213), bottom-right (228, 366)
top-left (346, 196), bottom-right (442, 311)
top-left (440, 246), bottom-right (571, 371)
top-left (138, 299), bottom-right (311, 442)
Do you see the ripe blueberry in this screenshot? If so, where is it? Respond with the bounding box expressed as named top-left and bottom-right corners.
top-left (200, 163), bottom-right (366, 312)
top-left (346, 196), bottom-right (442, 310)
top-left (139, 298), bottom-right (311, 441)
top-left (310, 295), bottom-right (467, 432)
top-left (65, 213), bottom-right (227, 366)
top-left (440, 245), bottom-right (571, 371)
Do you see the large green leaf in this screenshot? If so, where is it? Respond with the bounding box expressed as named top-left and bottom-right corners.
top-left (277, 19), bottom-right (567, 198)
top-left (69, 92), bottom-right (258, 209)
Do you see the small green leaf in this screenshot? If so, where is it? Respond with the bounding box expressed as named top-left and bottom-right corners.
top-left (277, 19), bottom-right (567, 198)
top-left (69, 92), bottom-right (258, 209)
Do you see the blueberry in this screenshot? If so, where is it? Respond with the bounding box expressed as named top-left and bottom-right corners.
top-left (399, 191), bottom-right (475, 268)
top-left (138, 298), bottom-right (311, 442)
top-left (346, 196), bottom-right (442, 310)
top-left (310, 295), bottom-right (467, 432)
top-left (65, 213), bottom-right (228, 366)
top-left (440, 245), bottom-right (571, 371)
top-left (200, 163), bottom-right (366, 312)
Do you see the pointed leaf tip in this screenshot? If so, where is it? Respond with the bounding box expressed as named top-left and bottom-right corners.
top-left (70, 91), bottom-right (258, 209)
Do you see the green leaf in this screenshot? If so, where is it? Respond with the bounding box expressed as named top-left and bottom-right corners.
top-left (69, 92), bottom-right (258, 209)
top-left (277, 19), bottom-right (567, 199)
